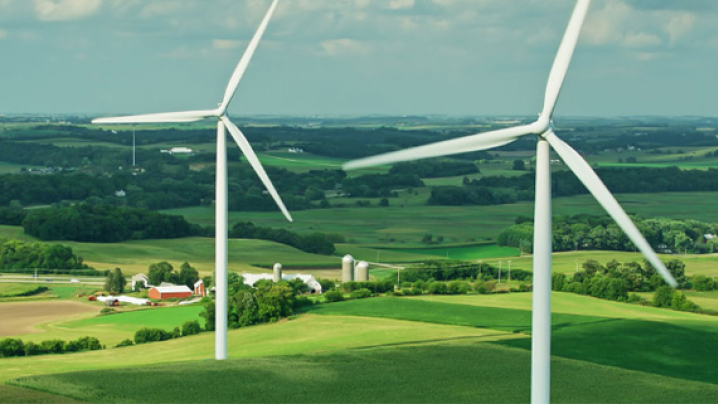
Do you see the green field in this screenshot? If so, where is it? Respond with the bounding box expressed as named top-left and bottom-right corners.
top-left (5, 293), bottom-right (718, 403)
top-left (10, 304), bottom-right (204, 347)
top-left (0, 283), bottom-right (46, 298)
top-left (13, 342), bottom-right (718, 404)
top-left (387, 244), bottom-right (520, 260)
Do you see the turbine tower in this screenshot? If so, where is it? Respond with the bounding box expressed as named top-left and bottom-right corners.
top-left (93, 0), bottom-right (289, 361)
top-left (343, 1), bottom-right (677, 402)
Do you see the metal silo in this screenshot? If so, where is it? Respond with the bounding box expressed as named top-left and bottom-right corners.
top-left (273, 263), bottom-right (282, 283)
top-left (355, 261), bottom-right (369, 282)
top-left (342, 254), bottom-right (355, 283)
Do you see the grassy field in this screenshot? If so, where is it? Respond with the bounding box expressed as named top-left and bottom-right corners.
top-left (0, 301), bottom-right (99, 338)
top-left (307, 294), bottom-right (718, 384)
top-left (387, 244), bottom-right (520, 260)
top-left (13, 342), bottom-right (718, 404)
top-left (0, 314), bottom-right (503, 384)
top-left (3, 293), bottom-right (718, 403)
top-left (0, 283), bottom-right (46, 298)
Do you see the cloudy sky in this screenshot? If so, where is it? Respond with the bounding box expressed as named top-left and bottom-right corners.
top-left (0, 0), bottom-right (716, 117)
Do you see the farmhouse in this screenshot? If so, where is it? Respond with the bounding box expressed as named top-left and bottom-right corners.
top-left (149, 285), bottom-right (193, 300)
top-left (131, 273), bottom-right (149, 290)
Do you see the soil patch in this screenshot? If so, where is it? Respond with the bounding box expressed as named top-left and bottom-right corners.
top-left (0, 301), bottom-right (99, 337)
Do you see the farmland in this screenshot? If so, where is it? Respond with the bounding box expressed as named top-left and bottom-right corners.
top-left (3, 293), bottom-right (718, 403)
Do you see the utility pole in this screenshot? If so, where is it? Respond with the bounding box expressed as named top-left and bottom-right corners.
top-left (508, 260), bottom-right (512, 282)
top-left (498, 261), bottom-right (502, 283)
top-left (132, 127), bottom-right (136, 167)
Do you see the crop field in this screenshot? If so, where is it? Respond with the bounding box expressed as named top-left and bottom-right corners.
top-left (166, 191), bottom-right (718, 246)
top-left (4, 294), bottom-right (718, 403)
top-left (5, 304), bottom-right (203, 347)
top-left (0, 301), bottom-right (98, 337)
top-left (0, 283), bottom-right (46, 298)
top-left (387, 244), bottom-right (520, 260)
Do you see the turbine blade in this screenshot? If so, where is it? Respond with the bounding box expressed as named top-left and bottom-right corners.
top-left (541, 0), bottom-right (591, 119)
top-left (92, 110), bottom-right (214, 124)
top-left (544, 130), bottom-right (677, 287)
top-left (221, 116), bottom-right (293, 222)
top-left (343, 124), bottom-right (535, 171)
top-left (219, 0), bottom-right (279, 112)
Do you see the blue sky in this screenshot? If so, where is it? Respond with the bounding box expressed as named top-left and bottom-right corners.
top-left (0, 0), bottom-right (716, 117)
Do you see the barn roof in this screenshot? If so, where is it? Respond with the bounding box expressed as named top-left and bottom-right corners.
top-left (152, 285), bottom-right (192, 294)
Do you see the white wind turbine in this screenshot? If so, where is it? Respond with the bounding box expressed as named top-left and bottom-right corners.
top-left (343, 0), bottom-right (677, 402)
top-left (93, 0), bottom-right (289, 361)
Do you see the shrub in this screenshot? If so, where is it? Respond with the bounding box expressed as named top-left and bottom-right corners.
top-left (474, 281), bottom-right (488, 294)
top-left (181, 320), bottom-right (202, 337)
top-left (0, 338), bottom-right (24, 357)
top-left (317, 278), bottom-right (336, 292)
top-left (412, 280), bottom-right (428, 292)
top-left (627, 293), bottom-right (645, 304)
top-left (692, 274), bottom-right (717, 291)
top-left (350, 288), bottom-right (373, 299)
top-left (447, 280), bottom-right (471, 294)
top-left (428, 281), bottom-right (448, 295)
top-left (115, 339), bottom-right (134, 348)
top-left (134, 327), bottom-right (171, 344)
top-left (323, 289), bottom-right (344, 303)
top-left (100, 307), bottom-right (115, 314)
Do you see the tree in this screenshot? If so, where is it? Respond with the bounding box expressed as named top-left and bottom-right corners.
top-left (178, 262), bottom-right (199, 289)
top-left (104, 268), bottom-right (125, 294)
top-left (181, 320), bottom-right (202, 336)
top-left (148, 262), bottom-right (174, 286)
top-left (512, 159), bottom-right (526, 171)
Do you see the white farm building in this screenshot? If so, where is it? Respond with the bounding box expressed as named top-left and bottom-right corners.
top-left (242, 273), bottom-right (322, 293)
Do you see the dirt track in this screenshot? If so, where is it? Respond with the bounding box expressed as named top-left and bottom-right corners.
top-left (0, 301), bottom-right (98, 337)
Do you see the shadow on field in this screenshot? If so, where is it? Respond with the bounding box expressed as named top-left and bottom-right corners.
top-left (497, 318), bottom-right (718, 385)
top-left (307, 297), bottom-right (718, 384)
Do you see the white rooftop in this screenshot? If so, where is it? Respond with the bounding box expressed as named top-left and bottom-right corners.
top-left (152, 285), bottom-right (192, 294)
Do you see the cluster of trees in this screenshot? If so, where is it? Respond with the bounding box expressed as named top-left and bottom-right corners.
top-left (23, 204), bottom-right (200, 243)
top-left (200, 273), bottom-right (312, 331)
top-left (0, 238), bottom-right (98, 275)
top-left (428, 167), bottom-right (718, 207)
top-left (229, 222), bottom-right (336, 255)
top-left (551, 259), bottom-right (692, 306)
top-left (147, 262), bottom-right (200, 290)
top-left (389, 160), bottom-right (479, 178)
top-left (104, 268), bottom-right (126, 293)
top-left (133, 321), bottom-right (202, 345)
top-left (0, 336), bottom-right (102, 358)
top-left (341, 173), bottom-right (424, 198)
top-left (498, 214), bottom-right (718, 254)
top-left (400, 260), bottom-right (531, 283)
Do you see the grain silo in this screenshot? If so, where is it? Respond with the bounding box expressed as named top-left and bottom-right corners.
top-left (342, 254), bottom-right (354, 283)
top-left (355, 261), bottom-right (369, 282)
top-left (273, 263), bottom-right (282, 283)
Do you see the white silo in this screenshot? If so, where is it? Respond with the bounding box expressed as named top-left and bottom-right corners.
top-left (273, 263), bottom-right (282, 283)
top-left (342, 254), bottom-right (355, 283)
top-left (355, 261), bottom-right (369, 282)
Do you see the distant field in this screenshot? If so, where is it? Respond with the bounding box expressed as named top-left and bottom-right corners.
top-left (165, 191), bottom-right (718, 246)
top-left (387, 244), bottom-right (520, 260)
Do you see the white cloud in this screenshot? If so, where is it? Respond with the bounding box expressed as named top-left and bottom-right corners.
top-left (623, 32), bottom-right (661, 48)
top-left (582, 0), bottom-right (631, 45)
top-left (320, 38), bottom-right (370, 56)
top-left (664, 13), bottom-right (695, 44)
top-left (212, 39), bottom-right (244, 50)
top-left (388, 0), bottom-right (414, 10)
top-left (139, 1), bottom-right (183, 19)
top-left (33, 0), bottom-right (102, 21)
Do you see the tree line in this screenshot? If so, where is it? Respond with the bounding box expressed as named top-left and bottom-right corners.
top-left (0, 238), bottom-right (97, 275)
top-left (498, 214), bottom-right (718, 254)
top-left (428, 166), bottom-right (718, 207)
top-left (0, 336), bottom-right (103, 358)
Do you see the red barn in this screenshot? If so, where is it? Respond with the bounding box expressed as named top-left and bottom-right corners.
top-left (149, 285), bottom-right (193, 300)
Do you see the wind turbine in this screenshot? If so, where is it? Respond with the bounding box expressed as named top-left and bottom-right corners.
top-left (93, 0), bottom-right (290, 361)
top-left (343, 0), bottom-right (677, 402)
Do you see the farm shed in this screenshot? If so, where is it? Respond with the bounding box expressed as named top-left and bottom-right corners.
top-left (194, 280), bottom-right (206, 297)
top-left (242, 273), bottom-right (322, 293)
top-left (149, 285), bottom-right (193, 300)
